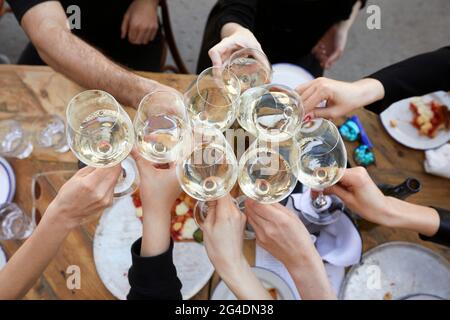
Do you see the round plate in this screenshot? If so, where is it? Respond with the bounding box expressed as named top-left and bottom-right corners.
top-left (380, 91), bottom-right (450, 150)
top-left (211, 267), bottom-right (296, 300)
top-left (271, 63), bottom-right (314, 89)
top-left (0, 245), bottom-right (6, 270)
top-left (93, 196), bottom-right (214, 300)
top-left (0, 157), bottom-right (15, 203)
top-left (339, 242), bottom-right (450, 300)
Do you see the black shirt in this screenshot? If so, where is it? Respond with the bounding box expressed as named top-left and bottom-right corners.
top-left (366, 46), bottom-right (450, 114)
top-left (197, 0), bottom-right (365, 74)
top-left (127, 238), bottom-right (182, 300)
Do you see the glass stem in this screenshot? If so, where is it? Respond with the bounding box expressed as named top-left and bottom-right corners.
top-left (312, 190), bottom-right (328, 209)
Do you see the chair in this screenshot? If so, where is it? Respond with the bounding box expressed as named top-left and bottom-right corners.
top-left (159, 0), bottom-right (189, 74)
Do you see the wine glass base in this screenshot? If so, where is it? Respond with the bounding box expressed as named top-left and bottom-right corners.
top-left (114, 157), bottom-right (139, 198)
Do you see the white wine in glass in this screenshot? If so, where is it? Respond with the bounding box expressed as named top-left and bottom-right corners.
top-left (185, 67), bottom-right (241, 131)
top-left (238, 84), bottom-right (304, 142)
top-left (295, 118), bottom-right (347, 225)
top-left (177, 126), bottom-right (238, 201)
top-left (225, 47), bottom-right (272, 92)
top-left (66, 90), bottom-right (137, 198)
top-left (134, 91), bottom-right (191, 164)
top-left (238, 139), bottom-right (297, 204)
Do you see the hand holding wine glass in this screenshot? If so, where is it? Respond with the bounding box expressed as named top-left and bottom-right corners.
top-left (66, 89), bottom-right (138, 198)
top-left (294, 118), bottom-right (347, 225)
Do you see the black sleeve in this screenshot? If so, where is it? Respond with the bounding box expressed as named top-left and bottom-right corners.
top-left (365, 46), bottom-right (450, 114)
top-left (127, 238), bottom-right (182, 300)
top-left (215, 0), bottom-right (258, 31)
top-left (419, 207), bottom-right (450, 248)
top-left (6, 0), bottom-right (50, 24)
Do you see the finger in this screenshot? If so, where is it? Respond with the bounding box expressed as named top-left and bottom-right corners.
top-left (121, 12), bottom-right (130, 39)
top-left (295, 81), bottom-right (313, 96)
top-left (303, 89), bottom-right (328, 113)
top-left (215, 195), bottom-right (236, 221)
top-left (333, 167), bottom-right (366, 188)
top-left (208, 47), bottom-right (223, 68)
top-left (128, 24), bottom-right (140, 44)
top-left (324, 49), bottom-right (342, 69)
top-left (245, 199), bottom-right (272, 222)
top-left (298, 85), bottom-right (317, 110)
top-left (148, 25), bottom-right (158, 42)
top-left (90, 165), bottom-right (122, 187)
top-left (75, 166), bottom-right (96, 177)
top-left (247, 215), bottom-right (264, 238)
top-left (310, 107), bottom-right (336, 119)
top-left (203, 200), bottom-right (218, 228)
top-left (323, 184), bottom-right (352, 204)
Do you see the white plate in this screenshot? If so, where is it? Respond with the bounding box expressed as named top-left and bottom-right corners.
top-left (0, 246), bottom-right (6, 270)
top-left (271, 63), bottom-right (314, 89)
top-left (380, 91), bottom-right (450, 150)
top-left (211, 267), bottom-right (296, 300)
top-left (93, 196), bottom-right (214, 300)
top-left (0, 157), bottom-right (15, 203)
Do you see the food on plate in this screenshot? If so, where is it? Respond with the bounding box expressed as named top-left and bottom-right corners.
top-left (267, 288), bottom-right (279, 300)
top-left (383, 292), bottom-right (393, 300)
top-left (410, 98), bottom-right (449, 138)
top-left (131, 190), bottom-right (202, 242)
top-left (389, 119), bottom-right (398, 128)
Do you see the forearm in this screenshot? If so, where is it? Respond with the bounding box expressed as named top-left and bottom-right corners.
top-left (340, 0), bottom-right (362, 30)
top-left (219, 259), bottom-right (272, 300)
top-left (286, 249), bottom-right (336, 300)
top-left (0, 207), bottom-right (70, 299)
top-left (385, 197), bottom-right (440, 237)
top-left (352, 78), bottom-right (385, 108)
top-left (140, 200), bottom-right (171, 257)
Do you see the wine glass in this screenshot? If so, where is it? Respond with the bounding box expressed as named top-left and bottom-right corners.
top-left (134, 91), bottom-right (191, 164)
top-left (238, 138), bottom-right (298, 204)
top-left (185, 67), bottom-right (241, 131)
top-left (0, 119), bottom-right (33, 159)
top-left (176, 126), bottom-right (238, 227)
top-left (31, 114), bottom-right (69, 153)
top-left (225, 47), bottom-right (272, 92)
top-left (237, 84), bottom-right (304, 142)
top-left (66, 90), bottom-right (138, 198)
top-left (294, 118), bottom-right (347, 225)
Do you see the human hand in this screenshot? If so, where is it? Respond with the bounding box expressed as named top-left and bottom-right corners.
top-left (46, 165), bottom-right (122, 230)
top-left (121, 0), bottom-right (159, 45)
top-left (324, 167), bottom-right (440, 236)
top-left (201, 195), bottom-right (247, 274)
top-left (245, 200), bottom-right (317, 269)
top-left (131, 148), bottom-right (181, 213)
top-left (208, 22), bottom-right (263, 68)
top-left (296, 78), bottom-right (385, 119)
top-left (312, 22), bottom-right (349, 69)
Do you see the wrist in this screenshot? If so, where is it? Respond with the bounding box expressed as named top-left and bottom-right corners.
top-left (353, 78), bottom-right (385, 108)
top-left (40, 203), bottom-right (74, 235)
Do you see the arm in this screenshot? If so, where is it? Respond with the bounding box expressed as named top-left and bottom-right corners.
top-left (127, 150), bottom-right (182, 300)
top-left (202, 196), bottom-right (272, 300)
top-left (325, 167), bottom-right (449, 246)
top-left (246, 201), bottom-right (336, 300)
top-left (312, 0), bottom-right (363, 69)
top-left (296, 46), bottom-right (450, 118)
top-left (366, 46), bottom-right (450, 114)
top-left (0, 166), bottom-right (121, 299)
top-left (20, 2), bottom-right (174, 108)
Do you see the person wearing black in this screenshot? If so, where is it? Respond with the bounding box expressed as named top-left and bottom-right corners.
top-left (7, 0), bottom-right (177, 107)
top-left (197, 0), bottom-right (365, 76)
top-left (295, 47), bottom-right (450, 247)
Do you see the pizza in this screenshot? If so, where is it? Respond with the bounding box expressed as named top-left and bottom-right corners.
top-left (410, 97), bottom-right (449, 138)
top-left (131, 190), bottom-right (202, 242)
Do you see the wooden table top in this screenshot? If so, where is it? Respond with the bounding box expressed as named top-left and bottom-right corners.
top-left (0, 65), bottom-right (448, 300)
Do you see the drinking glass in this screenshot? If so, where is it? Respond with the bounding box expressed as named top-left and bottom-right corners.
top-left (238, 138), bottom-right (298, 204)
top-left (226, 47), bottom-right (272, 92)
top-left (32, 114), bottom-right (69, 153)
top-left (237, 84), bottom-right (304, 142)
top-left (185, 67), bottom-right (241, 131)
top-left (0, 202), bottom-right (34, 240)
top-left (66, 90), bottom-right (138, 198)
top-left (134, 91), bottom-right (191, 164)
top-left (176, 126), bottom-right (238, 225)
top-left (0, 119), bottom-right (33, 159)
top-left (294, 118), bottom-right (347, 225)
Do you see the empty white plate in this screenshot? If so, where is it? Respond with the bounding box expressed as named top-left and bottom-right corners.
top-left (272, 63), bottom-right (314, 89)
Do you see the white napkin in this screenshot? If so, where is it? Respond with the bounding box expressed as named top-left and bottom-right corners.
top-left (424, 144), bottom-right (450, 179)
top-left (255, 191), bottom-right (362, 298)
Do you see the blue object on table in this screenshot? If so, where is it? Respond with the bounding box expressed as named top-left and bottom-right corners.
top-left (350, 115), bottom-right (373, 149)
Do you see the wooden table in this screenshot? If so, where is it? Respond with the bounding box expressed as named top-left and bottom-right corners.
top-left (0, 65), bottom-right (448, 300)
